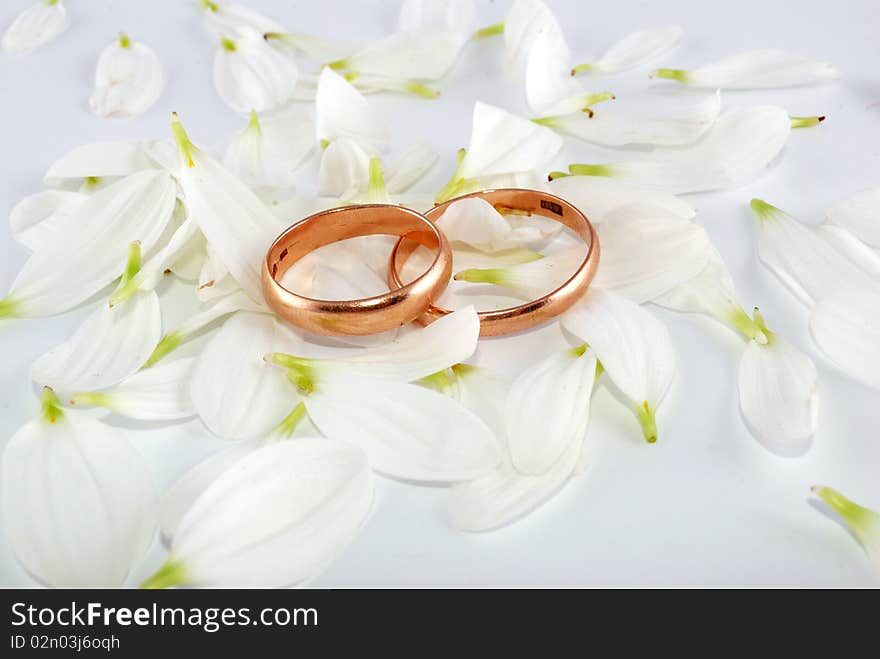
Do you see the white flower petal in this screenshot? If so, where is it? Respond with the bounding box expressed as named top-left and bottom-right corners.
top-left (90, 35), bottom-right (165, 118)
top-left (738, 330), bottom-right (819, 451)
top-left (454, 245), bottom-right (583, 299)
top-left (2, 0), bottom-right (69, 55)
top-left (316, 138), bottom-right (372, 198)
top-left (436, 196), bottom-right (558, 252)
top-left (549, 175), bottom-right (695, 223)
top-left (265, 32), bottom-right (361, 63)
top-left (579, 25), bottom-right (683, 74)
top-left (9, 189), bottom-right (87, 251)
top-left (72, 357), bottom-right (196, 421)
top-left (343, 28), bottom-right (468, 81)
top-left (592, 203), bottom-right (713, 303)
top-left (752, 199), bottom-right (880, 306)
top-left (305, 375), bottom-right (501, 482)
top-left (654, 49), bottom-right (839, 89)
top-left (202, 2), bottom-right (284, 38)
top-left (315, 68), bottom-right (390, 152)
top-left (449, 438), bottom-right (580, 532)
top-left (563, 288), bottom-right (675, 441)
top-left (811, 486), bottom-right (880, 572)
top-left (503, 0), bottom-right (565, 78)
top-left (44, 141), bottom-right (154, 187)
top-left (213, 34), bottom-right (298, 114)
top-left (2, 170), bottom-right (176, 318)
top-left (571, 106), bottom-right (791, 194)
top-left (459, 101), bottom-right (563, 179)
top-left (1, 394), bottom-right (156, 586)
top-left (543, 90), bottom-right (721, 147)
top-left (31, 289), bottom-right (161, 396)
top-left (809, 289), bottom-right (880, 390)
top-left (192, 312), bottom-right (304, 440)
top-left (525, 29), bottom-right (589, 115)
top-left (505, 346), bottom-right (596, 474)
top-left (223, 112), bottom-right (314, 190)
top-left (159, 438), bottom-right (264, 543)
top-left (385, 143), bottom-right (438, 194)
top-left (172, 116), bottom-right (284, 304)
top-left (155, 438), bottom-right (372, 587)
top-left (826, 187), bottom-right (880, 250)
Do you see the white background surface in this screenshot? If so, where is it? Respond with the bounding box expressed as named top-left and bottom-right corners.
top-left (1, 0), bottom-right (879, 587)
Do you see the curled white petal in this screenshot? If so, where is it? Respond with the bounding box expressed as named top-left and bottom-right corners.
top-left (826, 187), bottom-right (880, 249)
top-left (572, 106), bottom-right (791, 194)
top-left (505, 346), bottom-right (596, 474)
top-left (2, 0), bottom-right (69, 55)
top-left (159, 438), bottom-right (372, 587)
top-left (213, 34), bottom-right (299, 114)
top-left (315, 68), bottom-right (390, 151)
top-left (549, 175), bottom-right (695, 223)
top-left (3, 170), bottom-right (176, 317)
top-left (305, 375), bottom-right (501, 482)
top-left (191, 312), bottom-right (304, 440)
top-left (738, 330), bottom-right (819, 453)
top-left (90, 35), bottom-right (165, 118)
top-left (809, 289), bottom-right (880, 390)
top-left (9, 189), bottom-right (87, 251)
top-left (223, 112), bottom-right (314, 189)
top-left (316, 138), bottom-right (371, 198)
top-left (1, 401), bottom-right (156, 586)
top-left (73, 357), bottom-right (196, 421)
top-left (563, 288), bottom-right (675, 441)
top-left (385, 143), bottom-right (438, 194)
top-left (654, 49), bottom-right (839, 89)
top-left (503, 0), bottom-right (565, 78)
top-left (542, 91), bottom-right (721, 148)
top-left (811, 486), bottom-right (880, 572)
top-left (437, 197), bottom-right (560, 252)
top-left (579, 25), bottom-right (683, 74)
top-left (593, 203), bottom-right (713, 303)
top-left (44, 141), bottom-right (154, 187)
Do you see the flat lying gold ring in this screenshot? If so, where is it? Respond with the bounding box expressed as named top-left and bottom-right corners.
top-left (388, 189), bottom-right (600, 337)
top-left (263, 204), bottom-right (452, 336)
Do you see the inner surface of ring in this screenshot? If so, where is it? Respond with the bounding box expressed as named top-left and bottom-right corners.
top-left (269, 205), bottom-right (440, 298)
top-left (392, 189), bottom-right (592, 287)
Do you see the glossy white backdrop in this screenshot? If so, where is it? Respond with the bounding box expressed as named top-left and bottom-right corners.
top-left (0, 0), bottom-right (878, 587)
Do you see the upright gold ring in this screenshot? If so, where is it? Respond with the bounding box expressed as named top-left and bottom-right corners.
top-left (262, 204), bottom-right (452, 336)
top-left (388, 189), bottom-right (600, 337)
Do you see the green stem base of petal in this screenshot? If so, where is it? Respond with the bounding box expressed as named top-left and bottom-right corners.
top-left (70, 392), bottom-right (111, 409)
top-left (749, 198), bottom-right (782, 222)
top-left (635, 401), bottom-right (657, 444)
top-left (568, 163), bottom-right (615, 177)
top-left (265, 353), bottom-right (318, 395)
top-left (170, 113), bottom-right (197, 168)
top-left (144, 330), bottom-right (185, 369)
top-left (403, 81), bottom-right (440, 99)
top-left (812, 485), bottom-right (875, 532)
top-left (570, 62), bottom-right (595, 76)
top-left (730, 306), bottom-right (767, 345)
top-left (473, 22), bottom-right (504, 39)
top-left (419, 368), bottom-right (457, 395)
top-left (40, 387), bottom-right (64, 424)
top-left (790, 115), bottom-right (825, 129)
top-left (454, 267), bottom-right (511, 287)
top-left (0, 296), bottom-right (20, 319)
top-left (271, 401), bottom-right (308, 439)
top-left (140, 559), bottom-right (188, 589)
top-left (650, 68), bottom-right (692, 83)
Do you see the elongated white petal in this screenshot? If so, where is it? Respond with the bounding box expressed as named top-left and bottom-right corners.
top-left (460, 101), bottom-right (563, 179)
top-left (454, 245), bottom-right (583, 299)
top-left (653, 49), bottom-right (839, 89)
top-left (570, 106), bottom-right (790, 194)
top-left (809, 289), bottom-right (880, 390)
top-left (31, 290), bottom-right (161, 396)
top-left (386, 143), bottom-right (438, 194)
top-left (541, 91), bottom-right (721, 147)
top-left (592, 203), bottom-right (713, 303)
top-left (44, 141), bottom-right (154, 187)
top-left (751, 199), bottom-right (880, 306)
top-left (223, 112), bottom-right (313, 190)
top-left (503, 0), bottom-right (565, 78)
top-left (305, 375), bottom-right (501, 482)
top-left (449, 363), bottom-right (508, 435)
top-left (342, 28), bottom-right (467, 80)
top-left (213, 33), bottom-right (298, 114)
top-left (549, 175), bottom-right (695, 222)
top-left (2, 0), bottom-right (69, 54)
top-left (72, 357), bottom-right (196, 421)
top-left (2, 170), bottom-right (176, 318)
top-left (576, 25), bottom-right (682, 75)
top-left (811, 486), bottom-right (880, 572)
top-left (449, 435), bottom-right (579, 532)
top-left (148, 438), bottom-right (372, 587)
top-left (90, 34), bottom-right (165, 118)
top-left (316, 137), bottom-right (371, 198)
top-left (202, 2), bottom-right (284, 38)
top-left (525, 29), bottom-right (590, 115)
top-left (315, 67), bottom-right (390, 151)
top-left (506, 346), bottom-right (596, 474)
top-left (192, 312), bottom-right (304, 440)
top-left (159, 438), bottom-right (264, 542)
top-left (437, 196), bottom-right (559, 252)
top-left (738, 329), bottom-right (819, 451)
top-left (2, 391), bottom-right (156, 586)
top-left (9, 189), bottom-right (87, 251)
top-left (563, 289), bottom-right (675, 442)
top-left (826, 187), bottom-right (880, 249)
top-left (172, 116), bottom-right (284, 304)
